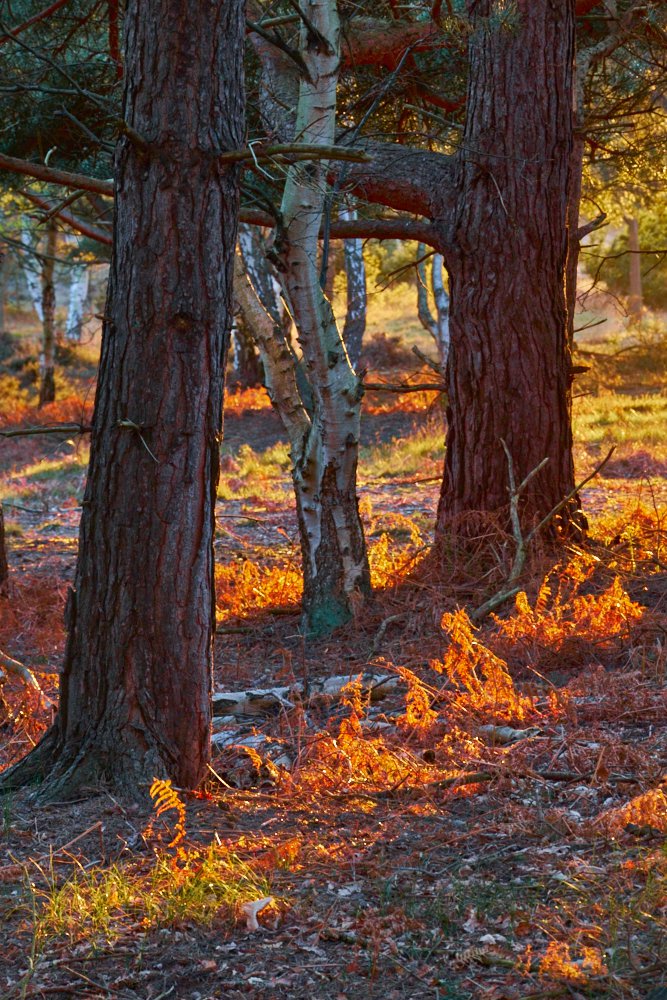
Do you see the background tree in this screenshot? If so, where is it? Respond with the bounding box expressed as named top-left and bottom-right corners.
top-left (0, 0), bottom-right (245, 801)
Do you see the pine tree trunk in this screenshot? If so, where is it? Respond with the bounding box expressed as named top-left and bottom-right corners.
top-left (341, 206), bottom-right (367, 370)
top-left (437, 0), bottom-right (583, 540)
top-left (65, 264), bottom-right (90, 342)
top-left (38, 220), bottom-right (57, 408)
top-left (0, 0), bottom-right (245, 801)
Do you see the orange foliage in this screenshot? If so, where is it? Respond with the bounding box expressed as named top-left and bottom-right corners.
top-left (539, 940), bottom-right (607, 983)
top-left (594, 787), bottom-right (667, 835)
top-left (438, 609), bottom-right (535, 722)
top-left (0, 395), bottom-right (93, 429)
top-left (215, 556), bottom-right (302, 621)
top-left (493, 555), bottom-right (644, 667)
top-left (224, 387), bottom-right (271, 416)
top-left (364, 388), bottom-right (441, 416)
top-left (396, 666), bottom-right (438, 731)
top-left (366, 511), bottom-right (425, 589)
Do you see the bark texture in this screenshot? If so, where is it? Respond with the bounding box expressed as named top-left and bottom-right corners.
top-left (437, 0), bottom-right (583, 538)
top-left (277, 0), bottom-right (370, 635)
top-left (0, 0), bottom-right (245, 801)
top-left (65, 263), bottom-right (89, 342)
top-left (38, 220), bottom-right (57, 407)
top-left (341, 206), bottom-right (367, 370)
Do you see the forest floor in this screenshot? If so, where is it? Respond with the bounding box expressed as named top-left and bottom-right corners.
top-left (0, 321), bottom-right (666, 999)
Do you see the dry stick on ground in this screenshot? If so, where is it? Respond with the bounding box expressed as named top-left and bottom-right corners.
top-left (472, 444), bottom-right (616, 621)
top-left (0, 648), bottom-right (53, 705)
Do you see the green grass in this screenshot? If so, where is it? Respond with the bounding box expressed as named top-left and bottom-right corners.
top-left (360, 424), bottom-right (444, 482)
top-left (28, 845), bottom-right (272, 950)
top-left (0, 450), bottom-right (89, 504)
top-left (573, 392), bottom-right (667, 451)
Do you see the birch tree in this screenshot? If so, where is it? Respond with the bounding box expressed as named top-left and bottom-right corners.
top-left (341, 204), bottom-right (367, 370)
top-left (247, 0), bottom-right (370, 634)
top-left (65, 262), bottom-right (89, 342)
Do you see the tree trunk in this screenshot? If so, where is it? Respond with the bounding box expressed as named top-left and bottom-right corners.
top-left (0, 0), bottom-right (245, 802)
top-left (625, 215), bottom-right (643, 319)
top-left (0, 246), bottom-right (6, 334)
top-left (437, 0), bottom-right (583, 540)
top-left (0, 504), bottom-right (8, 593)
top-left (65, 263), bottom-right (90, 342)
top-left (277, 0), bottom-right (370, 635)
top-left (230, 314), bottom-right (263, 388)
top-left (341, 205), bottom-right (367, 370)
top-left (416, 243), bottom-right (438, 340)
top-left (38, 220), bottom-right (57, 407)
top-left (19, 225), bottom-right (44, 323)
top-left (431, 252), bottom-right (449, 366)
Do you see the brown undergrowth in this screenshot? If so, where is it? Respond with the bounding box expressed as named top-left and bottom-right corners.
top-left (1, 355), bottom-right (666, 997)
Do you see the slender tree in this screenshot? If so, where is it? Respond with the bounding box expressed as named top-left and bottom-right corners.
top-left (341, 205), bottom-right (367, 370)
top-left (38, 218), bottom-right (56, 406)
top-left (0, 0), bottom-right (245, 801)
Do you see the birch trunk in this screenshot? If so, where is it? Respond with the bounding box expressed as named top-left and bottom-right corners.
top-left (277, 0), bottom-right (370, 635)
top-left (341, 205), bottom-right (367, 370)
top-left (19, 225), bottom-right (43, 322)
top-left (431, 252), bottom-right (450, 366)
top-left (416, 243), bottom-right (437, 339)
top-left (65, 263), bottom-right (89, 342)
top-left (38, 220), bottom-right (57, 407)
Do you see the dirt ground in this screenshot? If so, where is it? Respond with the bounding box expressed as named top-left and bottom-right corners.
top-left (1, 358), bottom-right (666, 998)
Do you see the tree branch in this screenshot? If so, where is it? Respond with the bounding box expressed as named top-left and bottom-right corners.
top-left (21, 190), bottom-right (112, 245)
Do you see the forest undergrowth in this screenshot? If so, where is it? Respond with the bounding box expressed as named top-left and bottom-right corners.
top-left (0, 330), bottom-right (665, 999)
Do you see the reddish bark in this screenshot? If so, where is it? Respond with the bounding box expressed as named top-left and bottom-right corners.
top-left (437, 0), bottom-right (584, 539)
top-left (0, 0), bottom-right (245, 801)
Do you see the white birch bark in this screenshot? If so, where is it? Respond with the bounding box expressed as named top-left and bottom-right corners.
top-left (276, 0), bottom-right (370, 634)
top-left (341, 204), bottom-right (367, 369)
top-left (416, 242), bottom-right (437, 340)
top-left (65, 264), bottom-right (89, 342)
top-left (19, 224), bottom-right (43, 323)
top-left (431, 252), bottom-right (450, 366)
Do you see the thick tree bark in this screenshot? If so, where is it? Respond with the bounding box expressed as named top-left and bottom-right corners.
top-left (341, 206), bottom-right (367, 370)
top-left (38, 219), bottom-right (57, 407)
top-left (0, 0), bottom-right (245, 801)
top-left (437, 0), bottom-right (583, 540)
